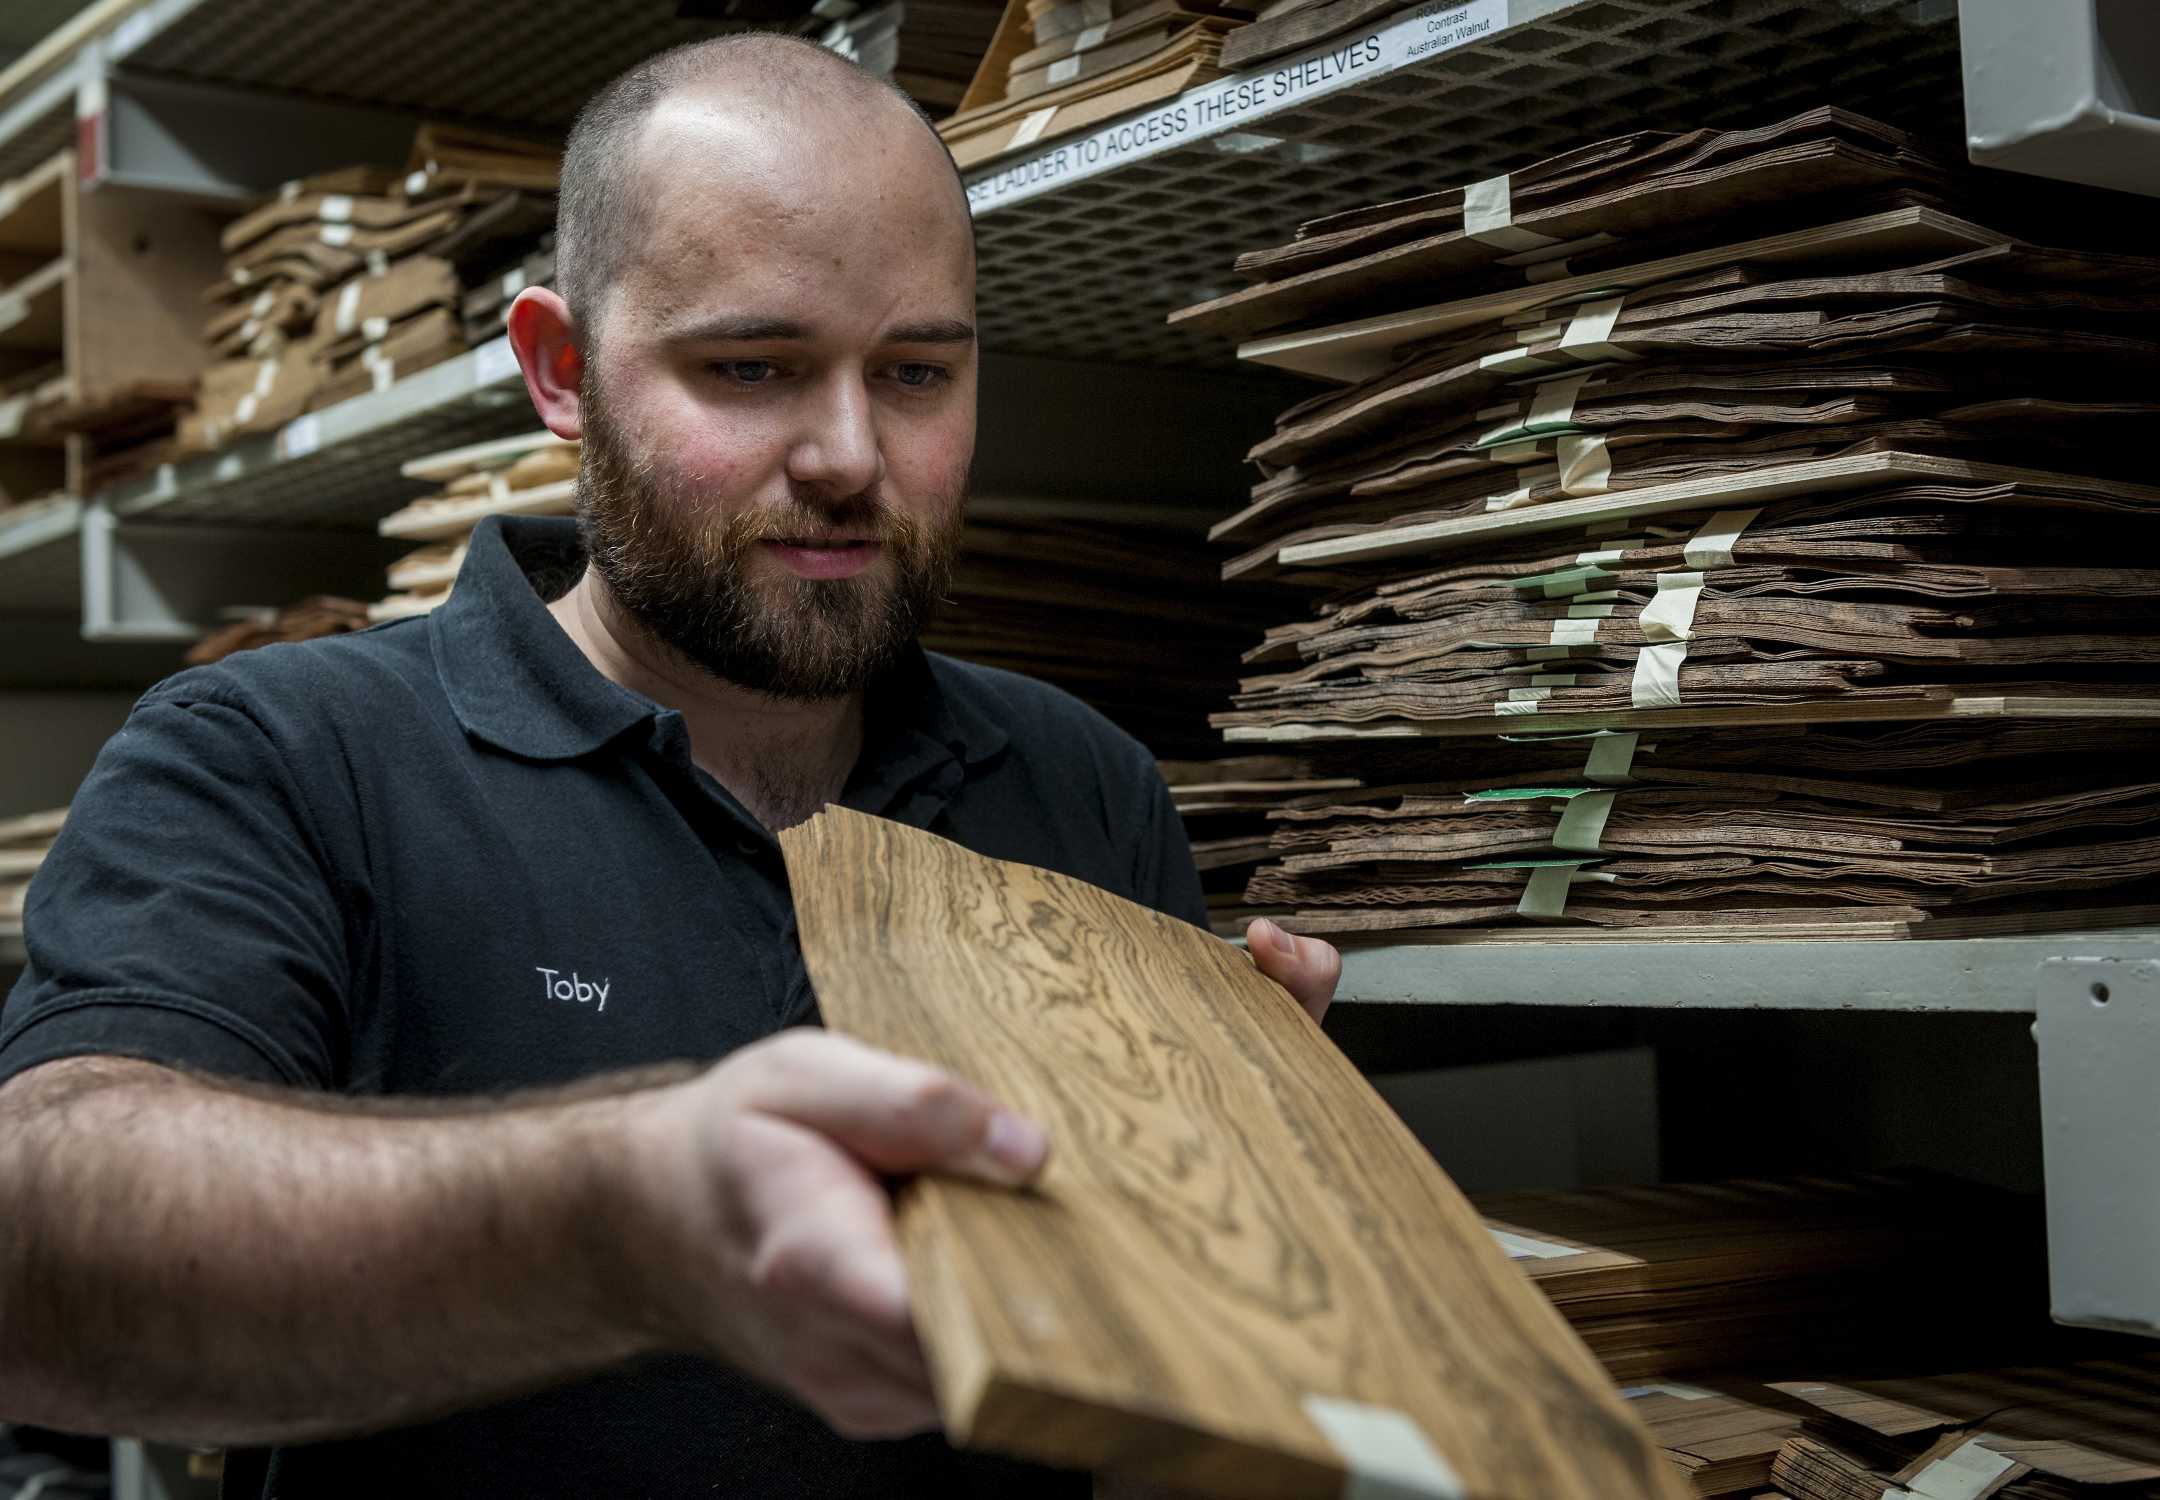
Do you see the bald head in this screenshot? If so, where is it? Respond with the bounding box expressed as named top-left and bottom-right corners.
top-left (556, 34), bottom-right (972, 350)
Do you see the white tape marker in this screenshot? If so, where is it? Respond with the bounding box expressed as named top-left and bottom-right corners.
top-left (1303, 1395), bottom-right (1467, 1500)
top-left (1461, 173), bottom-right (1558, 254)
top-left (1558, 295), bottom-right (1629, 361)
top-left (1683, 506), bottom-right (1762, 569)
top-left (319, 193), bottom-right (354, 222)
top-left (334, 278), bottom-right (363, 336)
top-left (0, 393), bottom-right (26, 439)
top-left (1553, 790), bottom-right (1616, 854)
top-left (1630, 641), bottom-right (1688, 709)
top-left (1639, 570), bottom-right (1704, 643)
top-left (1556, 433), bottom-right (1610, 494)
top-left (1886, 1437), bottom-right (2016, 1500)
top-left (1583, 731), bottom-right (1641, 784)
top-left (1010, 107), bottom-right (1059, 148)
top-left (1549, 618), bottom-right (1600, 646)
top-left (1047, 55), bottom-right (1081, 84)
top-left (1490, 1227), bottom-right (1578, 1260)
top-left (1072, 21), bottom-right (1108, 47)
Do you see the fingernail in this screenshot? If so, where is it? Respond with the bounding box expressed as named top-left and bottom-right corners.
top-left (1254, 917), bottom-right (1284, 952)
top-left (983, 1110), bottom-right (1048, 1180)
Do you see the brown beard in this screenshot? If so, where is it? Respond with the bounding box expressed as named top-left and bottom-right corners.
top-left (573, 373), bottom-right (964, 702)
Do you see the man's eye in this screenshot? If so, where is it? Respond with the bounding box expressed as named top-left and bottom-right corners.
top-left (713, 360), bottom-right (779, 385)
top-left (892, 363), bottom-right (946, 389)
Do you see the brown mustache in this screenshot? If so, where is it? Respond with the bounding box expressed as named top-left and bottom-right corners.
top-left (711, 497), bottom-right (932, 564)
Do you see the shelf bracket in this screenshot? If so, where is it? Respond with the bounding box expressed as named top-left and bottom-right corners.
top-left (2036, 955), bottom-right (2160, 1338)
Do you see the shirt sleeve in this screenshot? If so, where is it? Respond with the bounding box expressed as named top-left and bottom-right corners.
top-left (1129, 756), bottom-right (1211, 931)
top-left (0, 684), bottom-right (352, 1092)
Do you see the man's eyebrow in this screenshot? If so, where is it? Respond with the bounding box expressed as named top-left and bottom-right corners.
top-left (884, 319), bottom-right (976, 346)
top-left (667, 314), bottom-right (811, 344)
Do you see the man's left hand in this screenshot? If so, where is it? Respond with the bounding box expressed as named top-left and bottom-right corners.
top-left (1244, 917), bottom-right (1342, 1025)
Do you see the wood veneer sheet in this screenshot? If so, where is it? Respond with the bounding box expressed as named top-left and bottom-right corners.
top-left (779, 806), bottom-right (1688, 1499)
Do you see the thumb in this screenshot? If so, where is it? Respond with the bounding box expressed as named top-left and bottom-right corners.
top-left (729, 1029), bottom-right (1050, 1187)
top-left (1247, 917), bottom-right (1342, 1024)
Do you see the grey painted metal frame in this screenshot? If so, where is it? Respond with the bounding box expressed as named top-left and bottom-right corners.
top-left (1959, 0), bottom-right (2160, 197)
top-left (79, 499), bottom-right (408, 642)
top-left (1337, 932), bottom-right (2160, 1011)
top-left (2037, 956), bottom-right (2160, 1338)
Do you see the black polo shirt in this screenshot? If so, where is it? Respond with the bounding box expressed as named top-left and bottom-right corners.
top-left (0, 514), bottom-right (1207, 1499)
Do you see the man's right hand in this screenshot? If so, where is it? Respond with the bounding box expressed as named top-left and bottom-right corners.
top-left (626, 1029), bottom-right (1051, 1438)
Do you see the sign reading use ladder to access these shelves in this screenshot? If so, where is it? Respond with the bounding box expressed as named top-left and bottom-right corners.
top-left (964, 0), bottom-right (1509, 214)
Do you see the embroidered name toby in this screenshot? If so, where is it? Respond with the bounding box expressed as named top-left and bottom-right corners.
top-left (536, 967), bottom-right (610, 1013)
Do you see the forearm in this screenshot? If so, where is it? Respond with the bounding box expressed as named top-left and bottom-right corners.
top-left (0, 1056), bottom-right (696, 1446)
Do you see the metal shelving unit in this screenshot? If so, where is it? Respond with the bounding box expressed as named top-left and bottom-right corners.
top-left (102, 337), bottom-right (531, 528)
top-left (0, 0), bottom-right (2148, 1334)
top-left (965, 0), bottom-right (1964, 364)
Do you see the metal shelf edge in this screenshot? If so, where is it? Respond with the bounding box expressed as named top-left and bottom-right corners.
top-left (103, 336), bottom-right (524, 522)
top-left (1333, 931), bottom-right (2160, 1012)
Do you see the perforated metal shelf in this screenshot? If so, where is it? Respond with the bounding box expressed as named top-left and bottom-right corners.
top-left (970, 0), bottom-right (1965, 366)
top-left (105, 339), bottom-right (539, 530)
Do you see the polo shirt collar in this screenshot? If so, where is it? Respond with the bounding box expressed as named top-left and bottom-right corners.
top-left (433, 515), bottom-right (1009, 775)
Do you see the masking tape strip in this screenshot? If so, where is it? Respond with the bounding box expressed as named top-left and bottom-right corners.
top-left (319, 193), bottom-right (354, 223)
top-left (1490, 1228), bottom-right (1578, 1260)
top-left (234, 391), bottom-right (259, 424)
top-left (1630, 640), bottom-right (1687, 709)
top-left (1478, 372), bottom-right (1591, 448)
top-left (1549, 618), bottom-right (1601, 646)
top-left (1552, 789), bottom-right (1616, 854)
top-left (278, 179), bottom-right (301, 203)
top-left (1506, 687), bottom-right (1552, 703)
top-left (1621, 1383), bottom-right (1715, 1402)
top-left (1072, 21), bottom-right (1108, 47)
top-left (1557, 433), bottom-right (1610, 494)
top-left (321, 221), bottom-right (355, 247)
top-left (361, 314), bottom-right (390, 343)
top-left (1558, 295), bottom-right (1631, 362)
top-left (1494, 700), bottom-right (1541, 716)
top-left (1516, 864), bottom-right (1579, 919)
top-left (370, 358), bottom-right (397, 393)
top-left (253, 359), bottom-right (280, 398)
top-left (1884, 1437), bottom-right (2017, 1500)
top-left (1683, 506), bottom-right (1762, 569)
top-left (1303, 1395), bottom-right (1466, 1499)
top-left (1010, 107), bottom-right (1059, 147)
top-left (365, 248), bottom-right (391, 277)
top-left (0, 392), bottom-right (26, 439)
top-left (1461, 173), bottom-right (1557, 254)
top-left (1583, 731), bottom-right (1641, 785)
top-left (501, 268), bottom-right (527, 298)
top-left (335, 279), bottom-right (363, 336)
top-left (403, 168), bottom-right (430, 197)
top-left (0, 293), bottom-right (24, 334)
top-left (1639, 570), bottom-right (1704, 643)
top-left (1486, 437), bottom-right (1548, 465)
top-left (1047, 55), bottom-right (1081, 84)
top-left (1567, 600), bottom-right (1616, 618)
top-left (250, 289), bottom-right (276, 317)
top-left (1484, 465), bottom-right (1559, 512)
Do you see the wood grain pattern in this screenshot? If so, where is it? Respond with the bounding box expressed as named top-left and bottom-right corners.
top-left (780, 806), bottom-right (1687, 1499)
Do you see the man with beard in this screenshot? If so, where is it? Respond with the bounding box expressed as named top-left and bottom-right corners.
top-left (0, 30), bottom-right (1341, 1500)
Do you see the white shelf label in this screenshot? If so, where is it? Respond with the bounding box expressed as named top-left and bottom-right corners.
top-left (965, 0), bottom-right (1507, 214)
top-left (281, 413), bottom-right (322, 459)
top-left (473, 338), bottom-right (522, 387)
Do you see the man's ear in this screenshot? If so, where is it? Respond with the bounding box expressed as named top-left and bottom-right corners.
top-left (506, 287), bottom-right (586, 440)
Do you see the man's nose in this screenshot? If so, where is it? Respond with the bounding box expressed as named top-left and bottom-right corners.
top-left (787, 373), bottom-right (884, 499)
